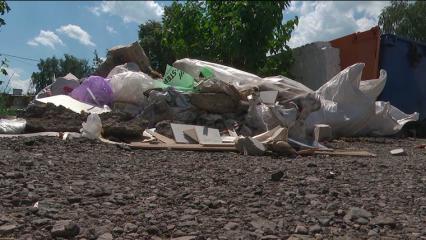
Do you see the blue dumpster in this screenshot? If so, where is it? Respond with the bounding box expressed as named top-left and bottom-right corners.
top-left (378, 34), bottom-right (426, 120)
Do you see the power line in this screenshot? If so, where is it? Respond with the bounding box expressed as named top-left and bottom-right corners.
top-left (0, 52), bottom-right (40, 62)
top-left (8, 57), bottom-right (38, 66)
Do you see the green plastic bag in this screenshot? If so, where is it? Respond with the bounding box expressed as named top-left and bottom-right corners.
top-left (200, 67), bottom-right (214, 79)
top-left (163, 65), bottom-right (195, 91)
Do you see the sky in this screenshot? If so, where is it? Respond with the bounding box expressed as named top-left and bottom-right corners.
top-left (0, 1), bottom-right (390, 94)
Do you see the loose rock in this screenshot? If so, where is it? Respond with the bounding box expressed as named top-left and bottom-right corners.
top-left (50, 220), bottom-right (80, 238)
top-left (0, 224), bottom-right (17, 234)
top-left (271, 171), bottom-right (284, 182)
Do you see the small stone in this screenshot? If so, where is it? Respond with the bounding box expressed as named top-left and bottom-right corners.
top-left (146, 226), bottom-right (159, 235)
top-left (32, 218), bottom-right (51, 226)
top-left (354, 217), bottom-right (369, 225)
top-left (250, 216), bottom-right (276, 231)
top-left (67, 196), bottom-right (82, 204)
top-left (23, 139), bottom-right (35, 146)
top-left (345, 207), bottom-right (372, 220)
top-left (171, 236), bottom-right (196, 240)
top-left (5, 172), bottom-right (24, 179)
top-left (371, 215), bottom-right (396, 228)
top-left (368, 228), bottom-right (379, 236)
top-left (0, 224), bottom-right (17, 234)
top-left (261, 235), bottom-right (280, 240)
top-left (326, 202), bottom-right (338, 211)
top-left (309, 224), bottom-right (321, 234)
top-left (287, 234), bottom-right (315, 240)
top-left (317, 216), bottom-right (332, 226)
top-left (294, 225), bottom-right (308, 235)
top-left (307, 163), bottom-right (317, 168)
top-left (112, 227), bottom-right (124, 234)
top-left (390, 148), bottom-right (406, 156)
top-left (97, 233), bottom-right (113, 240)
top-left (166, 224), bottom-right (175, 231)
top-left (51, 220), bottom-right (80, 238)
top-left (124, 222), bottom-right (138, 233)
top-left (271, 171), bottom-right (284, 182)
top-left (224, 222), bottom-right (239, 230)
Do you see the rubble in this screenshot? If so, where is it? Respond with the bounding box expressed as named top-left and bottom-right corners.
top-left (1, 40), bottom-right (420, 158)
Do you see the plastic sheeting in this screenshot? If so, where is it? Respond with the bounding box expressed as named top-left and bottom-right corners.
top-left (0, 118), bottom-right (26, 134)
top-left (173, 58), bottom-right (263, 91)
top-left (81, 113), bottom-right (102, 139)
top-left (175, 58), bottom-right (417, 137)
top-left (108, 71), bottom-right (168, 106)
top-left (70, 76), bottom-right (113, 106)
top-left (305, 63), bottom-right (418, 137)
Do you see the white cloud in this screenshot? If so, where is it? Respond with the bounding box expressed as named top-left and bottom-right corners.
top-left (90, 1), bottom-right (164, 24)
top-left (288, 1), bottom-right (391, 48)
top-left (106, 25), bottom-right (117, 34)
top-left (27, 30), bottom-right (64, 49)
top-left (0, 67), bottom-right (31, 94)
top-left (56, 24), bottom-right (96, 47)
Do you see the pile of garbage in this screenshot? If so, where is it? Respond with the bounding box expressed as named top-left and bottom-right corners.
top-left (0, 42), bottom-right (419, 156)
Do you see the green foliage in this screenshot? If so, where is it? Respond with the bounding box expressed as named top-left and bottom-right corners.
top-left (31, 54), bottom-right (91, 92)
top-left (379, 1), bottom-right (426, 42)
top-left (0, 0), bottom-right (10, 28)
top-left (0, 57), bottom-right (7, 76)
top-left (139, 1), bottom-right (297, 76)
top-left (0, 1), bottom-right (10, 77)
top-left (91, 50), bottom-right (104, 73)
top-left (0, 94), bottom-right (16, 116)
top-left (138, 20), bottom-right (175, 72)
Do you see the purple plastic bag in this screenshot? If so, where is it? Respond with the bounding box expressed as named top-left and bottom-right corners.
top-left (70, 76), bottom-right (113, 106)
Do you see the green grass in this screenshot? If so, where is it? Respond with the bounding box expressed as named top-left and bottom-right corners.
top-left (0, 94), bottom-right (17, 116)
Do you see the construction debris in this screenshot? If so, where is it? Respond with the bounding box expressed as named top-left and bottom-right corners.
top-left (2, 39), bottom-right (421, 158)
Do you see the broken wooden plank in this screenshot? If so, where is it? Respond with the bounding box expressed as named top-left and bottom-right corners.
top-left (129, 142), bottom-right (237, 152)
top-left (298, 149), bottom-right (376, 157)
top-left (0, 132), bottom-right (81, 138)
top-left (171, 123), bottom-right (222, 144)
top-left (145, 129), bottom-right (175, 144)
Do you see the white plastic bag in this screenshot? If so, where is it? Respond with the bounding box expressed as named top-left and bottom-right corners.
top-left (108, 71), bottom-right (167, 106)
top-left (305, 63), bottom-right (418, 137)
top-left (106, 62), bottom-right (140, 79)
top-left (81, 113), bottom-right (102, 139)
top-left (173, 58), bottom-right (263, 91)
top-left (359, 69), bottom-right (387, 101)
top-left (0, 118), bottom-right (26, 134)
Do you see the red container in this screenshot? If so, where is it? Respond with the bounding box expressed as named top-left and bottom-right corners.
top-left (330, 26), bottom-right (380, 80)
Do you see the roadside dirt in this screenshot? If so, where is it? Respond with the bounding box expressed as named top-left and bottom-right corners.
top-left (0, 136), bottom-right (425, 239)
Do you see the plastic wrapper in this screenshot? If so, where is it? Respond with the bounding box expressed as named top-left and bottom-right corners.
top-left (70, 76), bottom-right (113, 106)
top-left (108, 71), bottom-right (168, 106)
top-left (81, 113), bottom-right (102, 139)
top-left (106, 62), bottom-right (140, 79)
top-left (0, 118), bottom-right (26, 134)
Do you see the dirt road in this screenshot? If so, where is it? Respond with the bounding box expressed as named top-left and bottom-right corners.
top-left (0, 137), bottom-right (425, 239)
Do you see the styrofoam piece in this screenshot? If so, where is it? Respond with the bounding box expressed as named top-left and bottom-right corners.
top-left (36, 95), bottom-right (111, 114)
top-left (259, 91), bottom-right (278, 104)
top-left (171, 123), bottom-right (222, 144)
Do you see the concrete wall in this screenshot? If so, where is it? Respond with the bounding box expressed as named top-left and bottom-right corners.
top-left (290, 42), bottom-right (341, 90)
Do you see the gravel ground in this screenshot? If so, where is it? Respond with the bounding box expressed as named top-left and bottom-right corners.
top-left (0, 136), bottom-right (425, 240)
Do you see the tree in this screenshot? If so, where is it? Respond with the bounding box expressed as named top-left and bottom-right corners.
top-left (379, 1), bottom-right (426, 42)
top-left (0, 0), bottom-right (10, 77)
top-left (139, 1), bottom-right (298, 76)
top-left (31, 54), bottom-right (91, 92)
top-left (138, 20), bottom-right (175, 72)
top-left (0, 0), bottom-right (10, 28)
top-left (91, 50), bottom-right (104, 73)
